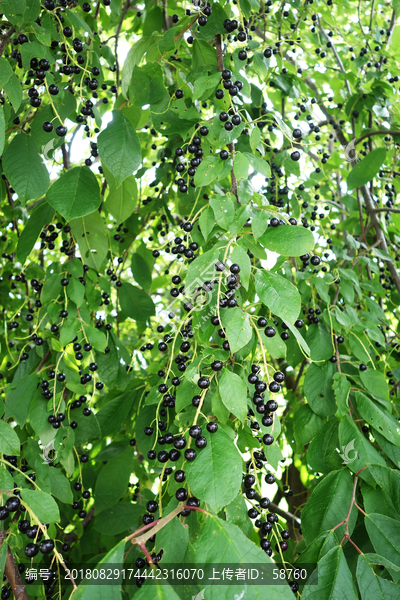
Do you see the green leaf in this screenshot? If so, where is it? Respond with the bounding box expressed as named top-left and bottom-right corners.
top-left (365, 513), bottom-right (400, 567)
top-left (362, 484), bottom-right (399, 521)
top-left (211, 390), bottom-right (230, 424)
top-left (41, 272), bottom-right (61, 305)
top-left (333, 372), bottom-right (351, 418)
top-left (252, 211), bottom-right (270, 241)
top-left (209, 195), bottom-right (235, 229)
top-left (196, 2), bottom-right (229, 36)
top-left (244, 152), bottom-right (271, 178)
top-left (263, 331), bottom-right (287, 359)
top-left (20, 42), bottom-right (53, 70)
top-left (339, 415), bottom-right (386, 485)
top-left (96, 392), bottom-right (135, 437)
top-left (3, 133), bottom-right (49, 205)
top-left (293, 405), bottom-right (323, 452)
top-left (0, 421), bottom-right (20, 456)
top-left (306, 324), bottom-right (334, 362)
top-left (93, 503), bottom-right (142, 536)
top-left (4, 73), bottom-right (22, 111)
top-left (193, 72), bottom-right (221, 99)
top-left (60, 319), bottom-right (80, 348)
top-left (349, 331), bottom-right (372, 363)
top-left (194, 515), bottom-right (294, 600)
top-left (221, 308), bottom-right (252, 353)
top-left (65, 7), bottom-right (92, 36)
top-left (192, 39), bottom-right (217, 70)
top-left (225, 494), bottom-right (253, 537)
top-left (368, 464), bottom-right (400, 512)
top-left (70, 211), bottom-right (108, 272)
top-left (355, 391), bottom-right (400, 447)
top-left (0, 468), bottom-right (14, 492)
top-left (119, 282), bottom-right (155, 322)
top-left (185, 240), bottom-right (225, 290)
top-left (155, 513), bottom-right (189, 563)
top-left (23, 0), bottom-right (40, 22)
top-left (194, 155), bottom-right (224, 187)
top-left (16, 201), bottom-right (54, 265)
top-left (0, 57), bottom-right (14, 88)
top-left (199, 206), bottom-right (215, 240)
top-left (46, 166), bottom-right (101, 221)
top-left (253, 52), bottom-right (269, 79)
top-left (72, 540), bottom-right (125, 600)
top-left (133, 583), bottom-right (181, 600)
top-left (84, 324), bottom-right (107, 352)
top-left (302, 546), bottom-right (359, 600)
top-left (304, 361), bottom-right (337, 418)
top-left (360, 368), bottom-right (389, 400)
top-left (357, 553), bottom-right (400, 600)
top-left (48, 468), bottom-right (73, 504)
top-left (233, 152), bottom-right (250, 180)
top-left (255, 269), bottom-right (301, 324)
top-left (131, 253), bottom-right (152, 291)
top-left (231, 244), bottom-right (251, 290)
top-left (121, 37), bottom-right (151, 97)
top-left (260, 225), bottom-right (315, 256)
top-left (301, 469), bottom-right (356, 545)
top-left (67, 278), bottom-right (85, 307)
top-left (21, 489), bottom-right (60, 523)
top-left (98, 111), bottom-right (141, 187)
top-left (129, 62), bottom-right (167, 107)
top-left (250, 126), bottom-right (261, 151)
top-left (185, 428), bottom-right (242, 513)
top-left (106, 175), bottom-right (138, 224)
top-left (347, 148), bottom-right (386, 190)
top-left (5, 373), bottom-right (38, 427)
top-left (218, 368), bottom-right (248, 423)
top-left (95, 446), bottom-right (134, 513)
top-left (307, 419), bottom-right (343, 474)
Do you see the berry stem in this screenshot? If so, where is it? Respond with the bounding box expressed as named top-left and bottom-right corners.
top-left (334, 466), bottom-right (368, 548)
top-left (138, 543), bottom-right (154, 565)
top-left (181, 505), bottom-right (210, 515)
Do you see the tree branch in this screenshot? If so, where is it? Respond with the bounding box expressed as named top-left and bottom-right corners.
top-left (5, 180), bottom-right (20, 237)
top-left (214, 34), bottom-right (224, 72)
top-left (214, 35), bottom-right (239, 201)
top-left (35, 350), bottom-right (51, 373)
top-left (0, 27), bottom-right (15, 59)
top-left (270, 502), bottom-right (301, 528)
top-left (355, 129), bottom-right (400, 146)
top-left (373, 207), bottom-right (400, 214)
top-left (0, 531), bottom-right (29, 600)
top-left (115, 1), bottom-right (132, 90)
top-left (317, 19), bottom-right (351, 94)
top-left (94, 0), bottom-right (101, 20)
top-left (64, 507), bottom-right (95, 544)
top-left (61, 143), bottom-right (70, 171)
top-left (360, 184), bottom-right (400, 295)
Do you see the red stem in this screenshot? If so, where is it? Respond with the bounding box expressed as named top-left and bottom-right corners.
top-left (139, 543), bottom-right (154, 565)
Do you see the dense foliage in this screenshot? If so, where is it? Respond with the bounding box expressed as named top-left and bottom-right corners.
top-left (0, 0), bottom-right (399, 598)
